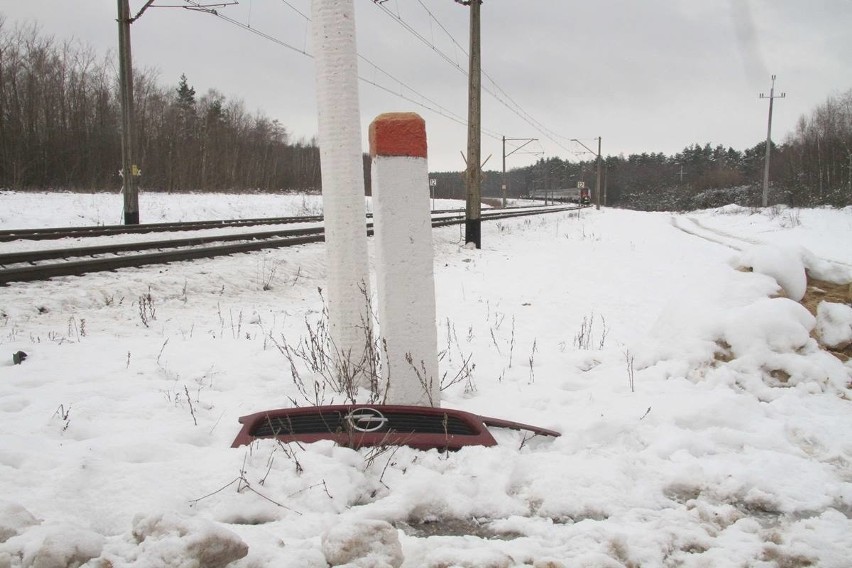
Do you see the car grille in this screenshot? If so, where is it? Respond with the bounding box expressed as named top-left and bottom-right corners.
top-left (251, 410), bottom-right (477, 437)
top-left (232, 404), bottom-right (560, 450)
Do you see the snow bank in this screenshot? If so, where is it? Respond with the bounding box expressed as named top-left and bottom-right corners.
top-left (816, 301), bottom-right (852, 349)
top-left (0, 522), bottom-right (104, 568)
top-left (0, 502), bottom-right (38, 544)
top-left (322, 519), bottom-right (403, 567)
top-left (722, 297), bottom-right (815, 356)
top-left (126, 512), bottom-right (248, 567)
top-left (737, 245), bottom-right (808, 301)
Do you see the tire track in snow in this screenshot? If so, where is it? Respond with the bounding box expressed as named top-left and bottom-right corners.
top-left (671, 215), bottom-right (852, 273)
top-left (669, 216), bottom-right (752, 251)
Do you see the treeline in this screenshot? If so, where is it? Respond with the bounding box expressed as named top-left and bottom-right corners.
top-left (2, 17), bottom-right (849, 209)
top-left (0, 19), bottom-right (326, 192)
top-left (433, 89), bottom-right (852, 210)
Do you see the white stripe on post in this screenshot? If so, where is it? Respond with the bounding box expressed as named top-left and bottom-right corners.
top-left (311, 0), bottom-right (372, 389)
top-left (369, 113), bottom-right (440, 407)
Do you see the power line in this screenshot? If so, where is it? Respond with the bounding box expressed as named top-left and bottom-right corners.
top-left (181, 0), bottom-right (573, 156)
top-left (181, 0), bottom-right (501, 139)
top-left (414, 0), bottom-right (552, 140)
top-left (392, 1), bottom-right (573, 154)
top-left (415, 0), bottom-right (466, 66)
top-left (357, 54), bottom-right (501, 140)
top-left (182, 0), bottom-right (310, 56)
top-left (279, 0), bottom-right (309, 21)
top-left (372, 1), bottom-right (468, 76)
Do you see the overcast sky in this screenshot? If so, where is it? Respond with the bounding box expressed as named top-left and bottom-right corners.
top-left (2, 0), bottom-right (851, 172)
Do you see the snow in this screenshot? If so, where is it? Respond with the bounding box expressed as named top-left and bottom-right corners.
top-left (816, 301), bottom-right (852, 350)
top-left (737, 245), bottom-right (808, 301)
top-left (321, 519), bottom-right (403, 567)
top-left (0, 194), bottom-right (851, 567)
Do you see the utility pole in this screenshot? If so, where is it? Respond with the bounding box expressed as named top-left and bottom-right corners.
top-left (456, 0), bottom-right (482, 248)
top-left (595, 136), bottom-right (602, 210)
top-left (760, 75), bottom-right (785, 207)
top-left (502, 137), bottom-right (506, 208)
top-left (116, 0), bottom-right (155, 225)
top-left (502, 136), bottom-right (537, 208)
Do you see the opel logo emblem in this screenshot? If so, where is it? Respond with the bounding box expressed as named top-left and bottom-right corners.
top-left (345, 407), bottom-right (388, 433)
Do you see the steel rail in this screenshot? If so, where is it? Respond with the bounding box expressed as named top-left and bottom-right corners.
top-left (0, 215), bottom-right (322, 242)
top-left (0, 233), bottom-right (327, 284)
top-left (0, 205), bottom-right (581, 285)
top-left (0, 225), bottom-right (325, 265)
top-left (0, 205), bottom-right (556, 242)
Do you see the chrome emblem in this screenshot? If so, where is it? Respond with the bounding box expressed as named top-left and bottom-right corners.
top-left (345, 407), bottom-right (389, 433)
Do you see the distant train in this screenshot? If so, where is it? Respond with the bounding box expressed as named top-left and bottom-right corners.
top-left (527, 187), bottom-right (591, 205)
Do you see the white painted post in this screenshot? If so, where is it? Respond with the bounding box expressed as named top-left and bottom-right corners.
top-left (311, 0), bottom-right (372, 389)
top-left (369, 113), bottom-right (440, 407)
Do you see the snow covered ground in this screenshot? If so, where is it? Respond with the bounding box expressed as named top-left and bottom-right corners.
top-left (0, 192), bottom-right (850, 567)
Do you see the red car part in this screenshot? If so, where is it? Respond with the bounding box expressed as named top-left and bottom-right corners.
top-left (231, 404), bottom-right (560, 451)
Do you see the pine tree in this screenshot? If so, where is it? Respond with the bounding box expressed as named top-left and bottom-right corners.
top-left (176, 73), bottom-right (196, 109)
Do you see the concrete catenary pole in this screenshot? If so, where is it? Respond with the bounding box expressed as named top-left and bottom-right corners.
top-left (117, 0), bottom-right (139, 225)
top-left (463, 0), bottom-right (482, 248)
top-left (760, 75), bottom-right (785, 207)
top-left (502, 136), bottom-right (506, 208)
top-left (311, 0), bottom-right (372, 388)
top-left (369, 113), bottom-right (440, 406)
top-left (595, 136), bottom-right (602, 210)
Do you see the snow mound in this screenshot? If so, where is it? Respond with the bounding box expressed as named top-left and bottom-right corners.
top-left (424, 546), bottom-right (514, 568)
top-left (0, 522), bottom-right (104, 568)
top-left (800, 249), bottom-right (852, 284)
top-left (737, 245), bottom-right (807, 301)
top-left (128, 512), bottom-right (248, 568)
top-left (0, 502), bottom-right (38, 544)
top-left (722, 297), bottom-right (815, 357)
top-left (322, 520), bottom-right (404, 568)
top-left (816, 301), bottom-right (852, 349)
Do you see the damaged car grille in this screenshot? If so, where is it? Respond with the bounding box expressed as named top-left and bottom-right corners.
top-left (232, 404), bottom-right (560, 451)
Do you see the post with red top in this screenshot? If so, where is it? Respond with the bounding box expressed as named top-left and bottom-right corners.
top-left (369, 113), bottom-right (440, 407)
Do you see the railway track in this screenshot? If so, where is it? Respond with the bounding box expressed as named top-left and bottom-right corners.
top-left (0, 206), bottom-right (477, 242)
top-left (0, 214), bottom-right (321, 242)
top-left (0, 205), bottom-right (581, 285)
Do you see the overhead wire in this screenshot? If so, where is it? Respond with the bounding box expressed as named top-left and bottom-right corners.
top-left (357, 53), bottom-right (502, 140)
top-left (182, 0), bottom-right (310, 56)
top-left (371, 1), bottom-right (469, 77)
top-left (154, 1), bottom-right (567, 155)
top-left (277, 0), bottom-right (473, 132)
top-left (378, 0), bottom-right (574, 154)
top-left (181, 0), bottom-right (501, 140)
